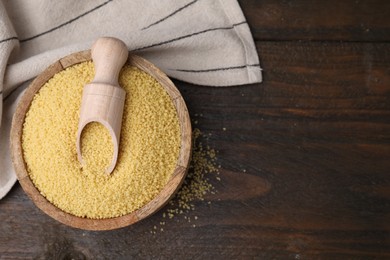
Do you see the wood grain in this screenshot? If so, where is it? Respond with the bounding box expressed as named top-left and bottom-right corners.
top-left (239, 0), bottom-right (390, 41)
top-left (1, 0), bottom-right (390, 258)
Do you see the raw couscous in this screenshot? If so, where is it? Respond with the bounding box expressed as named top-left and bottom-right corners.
top-left (22, 62), bottom-right (180, 219)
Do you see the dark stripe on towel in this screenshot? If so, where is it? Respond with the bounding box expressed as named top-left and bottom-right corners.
top-left (0, 37), bottom-right (18, 44)
top-left (20, 0), bottom-right (113, 43)
top-left (142, 0), bottom-right (199, 30)
top-left (134, 21), bottom-right (247, 51)
top-left (172, 64), bottom-right (260, 73)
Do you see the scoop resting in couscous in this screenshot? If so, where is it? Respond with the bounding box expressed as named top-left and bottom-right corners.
top-left (22, 62), bottom-right (180, 219)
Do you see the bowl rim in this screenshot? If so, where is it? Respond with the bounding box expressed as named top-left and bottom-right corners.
top-left (10, 50), bottom-right (192, 231)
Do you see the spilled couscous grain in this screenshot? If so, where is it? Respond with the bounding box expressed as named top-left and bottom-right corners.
top-left (22, 62), bottom-right (180, 219)
top-left (151, 128), bottom-right (220, 233)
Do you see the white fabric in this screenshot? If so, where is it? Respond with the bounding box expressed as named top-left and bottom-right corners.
top-left (0, 0), bottom-right (261, 199)
top-left (0, 83), bottom-right (25, 200)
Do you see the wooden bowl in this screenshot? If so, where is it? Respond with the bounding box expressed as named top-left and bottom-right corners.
top-left (10, 51), bottom-right (192, 230)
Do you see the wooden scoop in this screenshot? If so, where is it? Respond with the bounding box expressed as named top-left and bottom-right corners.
top-left (76, 37), bottom-right (128, 174)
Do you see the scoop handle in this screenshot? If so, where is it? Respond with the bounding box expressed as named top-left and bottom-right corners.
top-left (77, 37), bottom-right (128, 174)
top-left (91, 37), bottom-right (129, 86)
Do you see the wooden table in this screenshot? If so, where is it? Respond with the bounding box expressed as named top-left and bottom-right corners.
top-left (1, 1), bottom-right (389, 258)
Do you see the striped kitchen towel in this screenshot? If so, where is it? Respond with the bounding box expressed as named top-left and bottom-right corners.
top-left (0, 0), bottom-right (261, 199)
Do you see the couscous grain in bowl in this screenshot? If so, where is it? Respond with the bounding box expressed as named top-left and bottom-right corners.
top-left (11, 51), bottom-right (191, 230)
